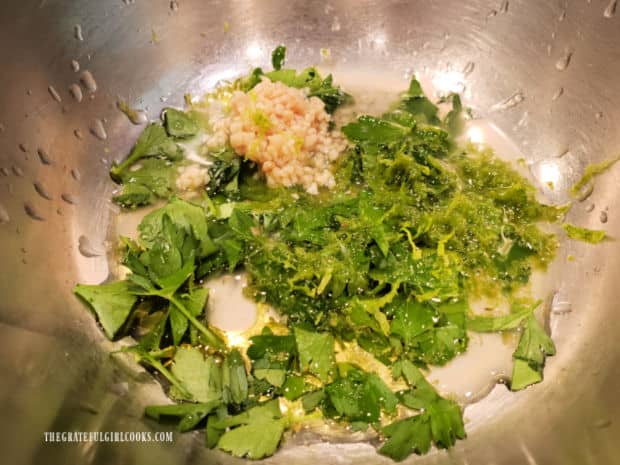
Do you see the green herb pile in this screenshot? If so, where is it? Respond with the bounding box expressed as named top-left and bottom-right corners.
top-left (74, 47), bottom-right (601, 461)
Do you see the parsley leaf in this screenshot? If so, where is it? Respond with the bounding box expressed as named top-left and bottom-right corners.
top-left (169, 346), bottom-right (222, 403)
top-left (113, 158), bottom-right (178, 208)
top-left (324, 367), bottom-right (397, 423)
top-left (271, 44), bottom-right (286, 70)
top-left (222, 349), bottom-right (249, 404)
top-left (379, 415), bottom-right (432, 461)
top-left (211, 400), bottom-right (285, 460)
top-left (110, 123), bottom-right (183, 181)
top-left (73, 281), bottom-right (137, 339)
top-left (562, 223), bottom-right (607, 244)
top-left (467, 301), bottom-right (539, 332)
top-left (383, 360), bottom-right (465, 459)
top-left (145, 400), bottom-right (220, 432)
top-left (164, 108), bottom-right (199, 138)
top-left (294, 327), bottom-right (336, 383)
top-left (511, 315), bottom-right (556, 391)
top-left (169, 287), bottom-right (208, 345)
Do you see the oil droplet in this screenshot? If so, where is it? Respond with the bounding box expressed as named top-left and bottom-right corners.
top-left (74, 24), bottom-right (84, 41)
top-left (600, 210), bottom-right (608, 223)
top-left (604, 0), bottom-right (617, 18)
top-left (0, 204), bottom-right (9, 224)
top-left (555, 50), bottom-right (573, 71)
top-left (595, 111), bottom-right (604, 119)
top-left (0, 167), bottom-right (8, 176)
top-left (558, 9), bottom-right (567, 21)
top-left (61, 193), bottom-right (76, 205)
top-left (12, 165), bottom-right (24, 177)
top-left (462, 61), bottom-right (475, 76)
top-left (74, 129), bottom-right (84, 140)
top-left (78, 235), bottom-right (103, 257)
top-left (491, 91), bottom-right (524, 111)
top-left (551, 87), bottom-right (564, 101)
top-left (585, 203), bottom-right (595, 212)
top-left (18, 143), bottom-right (28, 153)
top-left (69, 83), bottom-right (83, 103)
top-left (71, 168), bottom-right (81, 181)
top-left (36, 148), bottom-right (52, 165)
top-left (24, 203), bottom-right (45, 221)
top-left (80, 70), bottom-right (98, 93)
top-left (48, 85), bottom-right (62, 102)
top-left (71, 59), bottom-right (80, 72)
top-left (33, 181), bottom-right (53, 200)
top-left (116, 100), bottom-right (148, 125)
top-left (90, 119), bottom-right (107, 140)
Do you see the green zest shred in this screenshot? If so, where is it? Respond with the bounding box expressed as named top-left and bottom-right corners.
top-left (73, 47), bottom-right (611, 461)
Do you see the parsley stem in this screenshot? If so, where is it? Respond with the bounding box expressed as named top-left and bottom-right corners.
top-left (169, 296), bottom-right (225, 350)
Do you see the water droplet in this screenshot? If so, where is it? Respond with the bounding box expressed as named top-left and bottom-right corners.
top-left (492, 91), bottom-right (524, 110)
top-left (500, 1), bottom-right (509, 13)
top-left (18, 143), bottom-right (28, 153)
top-left (33, 181), bottom-right (53, 200)
top-left (487, 9), bottom-right (498, 18)
top-left (555, 50), bottom-right (573, 71)
top-left (0, 123), bottom-right (4, 133)
top-left (69, 83), bottom-right (83, 103)
top-left (26, 89), bottom-right (32, 96)
top-left (595, 111), bottom-right (604, 119)
top-left (90, 119), bottom-right (107, 140)
top-left (71, 168), bottom-right (81, 182)
top-left (74, 129), bottom-right (84, 140)
top-left (551, 87), bottom-right (564, 101)
top-left (600, 210), bottom-right (608, 223)
top-left (78, 235), bottom-right (104, 257)
top-left (558, 9), bottom-right (567, 21)
top-left (48, 85), bottom-right (62, 102)
top-left (462, 61), bottom-right (475, 76)
top-left (71, 59), bottom-right (80, 72)
top-left (24, 203), bottom-right (45, 221)
top-left (12, 165), bottom-right (24, 177)
top-left (36, 148), bottom-right (52, 165)
top-left (0, 167), bottom-right (8, 176)
top-left (117, 100), bottom-right (148, 125)
top-left (331, 16), bottom-right (341, 32)
top-left (585, 203), bottom-right (595, 212)
top-left (80, 70), bottom-right (97, 93)
top-left (0, 204), bottom-right (9, 224)
top-left (604, 0), bottom-right (617, 17)
top-left (551, 291), bottom-right (571, 314)
top-left (74, 24), bottom-right (84, 41)
top-left (61, 193), bottom-right (76, 205)
top-left (170, 0), bottom-right (179, 11)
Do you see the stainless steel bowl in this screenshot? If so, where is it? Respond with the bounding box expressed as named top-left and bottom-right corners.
top-left (1, 1), bottom-right (620, 464)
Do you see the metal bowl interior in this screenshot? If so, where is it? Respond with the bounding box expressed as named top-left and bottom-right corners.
top-left (1, 1), bottom-right (620, 464)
